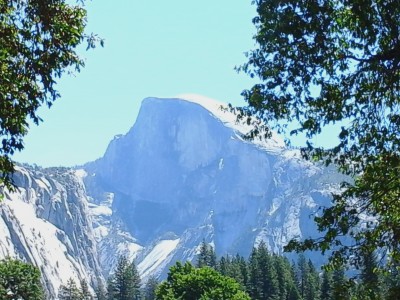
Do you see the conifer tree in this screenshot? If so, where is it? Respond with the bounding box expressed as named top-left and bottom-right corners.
top-left (260, 243), bottom-right (279, 300)
top-left (359, 250), bottom-right (381, 300)
top-left (247, 247), bottom-right (261, 299)
top-left (252, 242), bottom-right (280, 300)
top-left (218, 256), bottom-right (230, 276)
top-left (305, 260), bottom-right (320, 300)
top-left (80, 279), bottom-right (93, 300)
top-left (296, 255), bottom-right (320, 300)
top-left (130, 260), bottom-right (141, 299)
top-left (95, 280), bottom-right (107, 300)
top-left (331, 266), bottom-right (349, 300)
top-left (296, 254), bottom-right (308, 298)
top-left (226, 255), bottom-right (245, 287)
top-left (143, 276), bottom-right (158, 300)
top-left (58, 278), bottom-right (83, 300)
top-left (197, 240), bottom-right (217, 269)
top-left (274, 255), bottom-right (300, 300)
top-left (107, 256), bottom-right (141, 300)
top-left (106, 277), bottom-right (115, 300)
top-left (320, 270), bottom-right (332, 300)
top-left (238, 255), bottom-right (249, 290)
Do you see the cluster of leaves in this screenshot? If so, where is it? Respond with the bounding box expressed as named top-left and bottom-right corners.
top-left (0, 258), bottom-right (44, 300)
top-left (0, 0), bottom-right (102, 189)
top-left (156, 262), bottom-right (250, 300)
top-left (239, 0), bottom-right (400, 269)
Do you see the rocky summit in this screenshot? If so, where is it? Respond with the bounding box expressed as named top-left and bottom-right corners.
top-left (0, 96), bottom-right (342, 298)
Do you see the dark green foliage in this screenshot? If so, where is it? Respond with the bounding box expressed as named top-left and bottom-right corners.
top-left (247, 249), bottom-right (260, 299)
top-left (156, 261), bottom-right (251, 300)
top-left (218, 255), bottom-right (230, 276)
top-left (331, 266), bottom-right (349, 300)
top-left (197, 240), bottom-right (217, 269)
top-left (320, 270), bottom-right (332, 300)
top-left (80, 279), bottom-right (93, 300)
top-left (58, 278), bottom-right (82, 300)
top-left (0, 0), bottom-right (102, 189)
top-left (383, 264), bottom-right (400, 300)
top-left (143, 276), bottom-right (158, 300)
top-left (240, 0), bottom-right (400, 269)
top-left (107, 256), bottom-right (141, 300)
top-left (107, 277), bottom-right (115, 300)
top-left (232, 255), bottom-right (249, 289)
top-left (255, 242), bottom-right (279, 300)
top-left (357, 250), bottom-right (381, 299)
top-left (245, 242), bottom-right (301, 300)
top-left (296, 254), bottom-right (320, 300)
top-left (305, 260), bottom-right (320, 300)
top-left (273, 255), bottom-right (300, 300)
top-left (0, 258), bottom-right (44, 299)
top-left (95, 280), bottom-right (107, 300)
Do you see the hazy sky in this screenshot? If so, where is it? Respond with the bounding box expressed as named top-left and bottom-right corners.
top-left (13, 1), bottom-right (258, 167)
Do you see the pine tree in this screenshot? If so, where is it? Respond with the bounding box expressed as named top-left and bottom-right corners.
top-left (359, 250), bottom-right (381, 300)
top-left (255, 242), bottom-right (279, 300)
top-left (238, 255), bottom-right (249, 290)
top-left (274, 255), bottom-right (300, 300)
top-left (218, 255), bottom-right (229, 276)
top-left (58, 278), bottom-right (83, 300)
top-left (331, 266), bottom-right (349, 300)
top-left (197, 240), bottom-right (217, 269)
top-left (95, 280), bottom-right (107, 300)
top-left (247, 247), bottom-right (261, 299)
top-left (107, 277), bottom-right (115, 300)
top-left (296, 254), bottom-right (308, 298)
top-left (107, 256), bottom-right (141, 300)
top-left (143, 276), bottom-right (158, 300)
top-left (129, 259), bottom-right (141, 300)
top-left (304, 260), bottom-right (320, 300)
top-left (320, 270), bottom-right (332, 300)
top-left (80, 279), bottom-right (92, 300)
top-left (226, 255), bottom-right (245, 287)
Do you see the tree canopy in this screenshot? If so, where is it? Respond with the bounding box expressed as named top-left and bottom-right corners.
top-left (156, 261), bottom-right (251, 300)
top-left (0, 0), bottom-right (101, 189)
top-left (240, 0), bottom-right (400, 268)
top-left (0, 258), bottom-right (44, 300)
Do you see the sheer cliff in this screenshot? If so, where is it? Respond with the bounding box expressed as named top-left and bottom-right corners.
top-left (0, 96), bottom-right (342, 298)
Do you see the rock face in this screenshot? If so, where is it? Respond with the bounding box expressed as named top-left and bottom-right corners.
top-left (84, 97), bottom-right (340, 279)
top-left (0, 167), bottom-right (102, 298)
top-left (0, 96), bottom-right (342, 298)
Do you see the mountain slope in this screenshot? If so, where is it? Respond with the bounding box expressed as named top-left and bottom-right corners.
top-left (0, 96), bottom-right (343, 298)
top-left (0, 166), bottom-right (102, 297)
top-left (84, 96), bottom-right (340, 280)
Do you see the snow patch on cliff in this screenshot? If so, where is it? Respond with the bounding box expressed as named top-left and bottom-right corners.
top-left (138, 239), bottom-right (180, 280)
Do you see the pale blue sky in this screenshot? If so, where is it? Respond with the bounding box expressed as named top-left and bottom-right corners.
top-left (14, 1), bottom-right (259, 167)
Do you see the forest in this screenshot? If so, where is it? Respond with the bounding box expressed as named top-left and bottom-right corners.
top-left (1, 241), bottom-right (398, 299)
